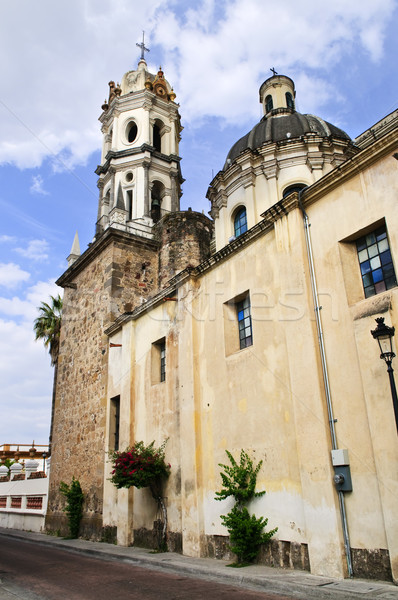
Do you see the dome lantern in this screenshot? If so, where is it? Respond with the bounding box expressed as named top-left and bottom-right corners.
top-left (259, 74), bottom-right (296, 117)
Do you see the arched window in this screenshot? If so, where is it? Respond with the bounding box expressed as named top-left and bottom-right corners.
top-left (234, 207), bottom-right (248, 238)
top-left (282, 183), bottom-right (306, 198)
top-left (285, 92), bottom-right (294, 109)
top-left (265, 95), bottom-right (273, 113)
top-left (153, 124), bottom-right (161, 152)
top-left (151, 181), bottom-right (164, 223)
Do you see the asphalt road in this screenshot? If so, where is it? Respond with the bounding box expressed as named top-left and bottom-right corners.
top-left (0, 536), bottom-right (296, 600)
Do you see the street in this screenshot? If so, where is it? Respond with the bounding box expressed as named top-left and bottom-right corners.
top-left (0, 536), bottom-right (295, 600)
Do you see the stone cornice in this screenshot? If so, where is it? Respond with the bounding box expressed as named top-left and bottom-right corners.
top-left (96, 146), bottom-right (182, 175)
top-left (56, 227), bottom-right (159, 288)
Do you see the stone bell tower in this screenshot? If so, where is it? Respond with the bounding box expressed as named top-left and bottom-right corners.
top-left (46, 42), bottom-right (212, 540)
top-left (95, 49), bottom-right (183, 239)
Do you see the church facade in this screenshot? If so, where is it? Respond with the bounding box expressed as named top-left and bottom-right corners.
top-left (47, 55), bottom-right (398, 583)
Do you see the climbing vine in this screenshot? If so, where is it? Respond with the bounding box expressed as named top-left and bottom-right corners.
top-left (59, 477), bottom-right (84, 539)
top-left (215, 450), bottom-right (277, 565)
top-left (109, 439), bottom-right (170, 550)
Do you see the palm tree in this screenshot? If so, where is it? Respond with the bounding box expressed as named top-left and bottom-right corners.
top-left (34, 294), bottom-right (63, 454)
top-left (34, 294), bottom-right (63, 366)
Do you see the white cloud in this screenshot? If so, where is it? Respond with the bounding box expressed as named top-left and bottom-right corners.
top-left (0, 280), bottom-right (60, 322)
top-left (15, 239), bottom-right (50, 262)
top-left (0, 263), bottom-right (30, 288)
top-left (0, 279), bottom-right (61, 442)
top-left (0, 0), bottom-right (395, 170)
top-left (30, 175), bottom-right (49, 196)
top-left (0, 235), bottom-right (16, 243)
top-left (152, 0), bottom-right (395, 123)
top-left (0, 317), bottom-right (53, 444)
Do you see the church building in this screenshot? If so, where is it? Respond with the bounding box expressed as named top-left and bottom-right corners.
top-left (46, 49), bottom-right (398, 583)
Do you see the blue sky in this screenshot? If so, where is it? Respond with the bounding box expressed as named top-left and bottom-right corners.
top-left (1, 0), bottom-right (397, 445)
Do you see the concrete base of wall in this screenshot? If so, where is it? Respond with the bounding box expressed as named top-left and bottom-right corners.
top-left (0, 512), bottom-right (45, 533)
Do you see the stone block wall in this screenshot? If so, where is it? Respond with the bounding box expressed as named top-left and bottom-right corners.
top-left (153, 210), bottom-right (213, 289)
top-left (46, 230), bottom-right (159, 539)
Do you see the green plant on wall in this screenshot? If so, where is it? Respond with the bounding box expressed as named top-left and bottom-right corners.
top-left (59, 477), bottom-right (84, 539)
top-left (109, 439), bottom-right (170, 551)
top-left (215, 450), bottom-right (277, 566)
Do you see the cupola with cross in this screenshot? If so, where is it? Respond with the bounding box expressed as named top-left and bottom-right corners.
top-left (95, 35), bottom-right (183, 239)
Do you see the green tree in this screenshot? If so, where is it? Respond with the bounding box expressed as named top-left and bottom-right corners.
top-left (34, 294), bottom-right (63, 454)
top-left (34, 294), bottom-right (63, 366)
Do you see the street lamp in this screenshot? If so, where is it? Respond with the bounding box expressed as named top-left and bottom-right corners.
top-left (42, 452), bottom-right (47, 473)
top-left (371, 317), bottom-right (398, 434)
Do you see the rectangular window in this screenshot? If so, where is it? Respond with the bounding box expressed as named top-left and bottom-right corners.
top-left (237, 295), bottom-right (253, 349)
top-left (356, 226), bottom-right (396, 298)
top-left (160, 340), bottom-right (166, 382)
top-left (151, 337), bottom-right (166, 384)
top-left (110, 395), bottom-right (120, 451)
top-left (224, 291), bottom-right (253, 355)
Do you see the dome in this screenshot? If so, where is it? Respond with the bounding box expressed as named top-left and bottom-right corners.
top-left (224, 112), bottom-right (351, 169)
top-left (223, 74), bottom-right (351, 170)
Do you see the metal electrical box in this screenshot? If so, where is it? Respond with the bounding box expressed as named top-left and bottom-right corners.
top-left (331, 448), bottom-right (349, 466)
top-left (333, 465), bottom-right (353, 492)
top-left (331, 449), bottom-right (352, 492)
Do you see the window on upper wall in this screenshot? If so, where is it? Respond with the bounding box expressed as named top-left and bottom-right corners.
top-left (282, 183), bottom-right (306, 198)
top-left (223, 291), bottom-right (253, 356)
top-left (237, 295), bottom-right (253, 349)
top-left (151, 337), bottom-right (166, 384)
top-left (126, 121), bottom-right (137, 143)
top-left (110, 396), bottom-right (120, 451)
top-left (234, 207), bottom-right (247, 238)
top-left (160, 340), bottom-right (166, 382)
top-left (153, 124), bottom-right (161, 152)
top-left (286, 92), bottom-right (294, 109)
top-left (265, 95), bottom-right (273, 113)
top-left (356, 225), bottom-right (396, 298)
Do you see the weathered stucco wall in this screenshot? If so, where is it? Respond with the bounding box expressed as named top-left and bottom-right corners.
top-left (103, 138), bottom-right (398, 582)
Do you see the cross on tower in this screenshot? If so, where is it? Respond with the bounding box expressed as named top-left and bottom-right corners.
top-left (270, 67), bottom-right (278, 76)
top-left (136, 31), bottom-right (150, 60)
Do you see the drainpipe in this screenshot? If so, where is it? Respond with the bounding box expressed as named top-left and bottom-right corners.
top-left (298, 189), bottom-right (353, 578)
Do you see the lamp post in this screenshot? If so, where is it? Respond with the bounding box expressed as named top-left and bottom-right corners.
top-left (371, 317), bottom-right (398, 434)
top-left (42, 452), bottom-right (47, 473)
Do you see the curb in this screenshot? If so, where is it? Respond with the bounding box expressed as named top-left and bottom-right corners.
top-left (1, 529), bottom-right (397, 600)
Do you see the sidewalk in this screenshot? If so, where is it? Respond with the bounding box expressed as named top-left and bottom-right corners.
top-left (0, 527), bottom-right (397, 600)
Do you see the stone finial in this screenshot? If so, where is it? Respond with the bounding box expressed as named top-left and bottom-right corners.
top-left (10, 462), bottom-right (22, 479)
top-left (29, 441), bottom-right (36, 457)
top-left (109, 184), bottom-right (127, 227)
top-left (67, 231), bottom-right (81, 267)
top-left (116, 184), bottom-right (125, 210)
top-left (25, 459), bottom-right (39, 476)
